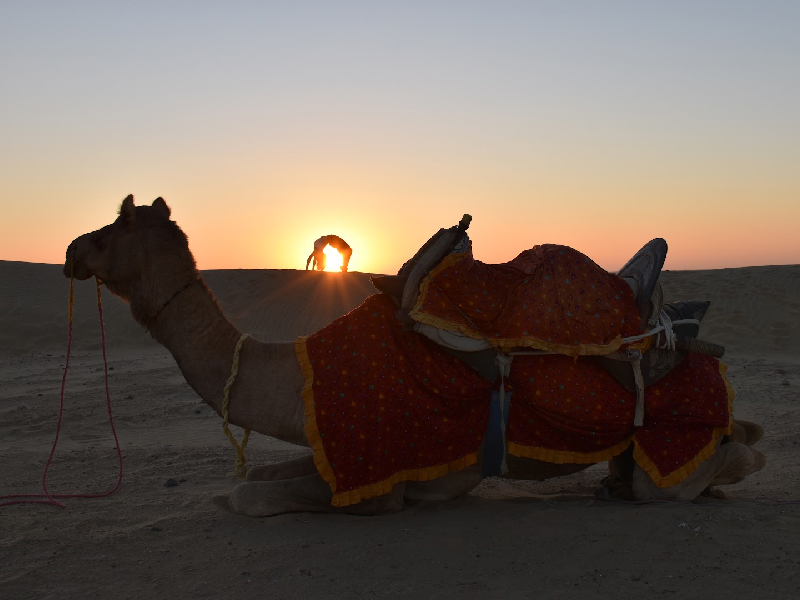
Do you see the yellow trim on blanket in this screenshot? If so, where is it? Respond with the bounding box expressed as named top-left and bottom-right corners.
top-left (507, 437), bottom-right (633, 465)
top-left (408, 250), bottom-right (649, 356)
top-left (631, 361), bottom-right (735, 488)
top-left (295, 336), bottom-right (338, 494)
top-left (295, 335), bottom-right (479, 508)
top-left (329, 454), bottom-right (477, 508)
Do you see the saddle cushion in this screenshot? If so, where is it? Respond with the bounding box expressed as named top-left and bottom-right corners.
top-left (409, 243), bottom-right (646, 356)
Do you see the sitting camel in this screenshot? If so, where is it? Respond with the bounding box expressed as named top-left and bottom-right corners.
top-left (64, 196), bottom-right (765, 516)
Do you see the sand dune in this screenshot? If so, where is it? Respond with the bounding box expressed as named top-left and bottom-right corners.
top-left (3, 260), bottom-right (798, 358)
top-left (0, 262), bottom-right (379, 352)
top-left (661, 265), bottom-right (800, 357)
top-left (1, 259), bottom-right (799, 599)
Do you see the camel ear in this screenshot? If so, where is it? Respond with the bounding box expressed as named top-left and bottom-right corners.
top-left (152, 197), bottom-right (171, 219)
top-left (120, 194), bottom-right (136, 226)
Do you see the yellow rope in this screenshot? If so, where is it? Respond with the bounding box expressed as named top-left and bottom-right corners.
top-left (221, 333), bottom-right (252, 478)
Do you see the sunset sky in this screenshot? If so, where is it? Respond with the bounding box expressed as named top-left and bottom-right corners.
top-left (2, 2), bottom-right (798, 274)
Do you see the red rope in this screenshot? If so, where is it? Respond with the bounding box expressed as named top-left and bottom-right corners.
top-left (0, 277), bottom-right (123, 508)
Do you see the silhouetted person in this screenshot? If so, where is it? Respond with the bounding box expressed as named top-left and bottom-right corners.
top-left (306, 235), bottom-right (352, 272)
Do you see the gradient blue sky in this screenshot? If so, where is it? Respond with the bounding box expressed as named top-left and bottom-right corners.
top-left (2, 1), bottom-right (798, 273)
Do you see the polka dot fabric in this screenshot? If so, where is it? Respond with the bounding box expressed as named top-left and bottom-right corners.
top-left (409, 244), bottom-right (645, 355)
top-left (507, 352), bottom-right (733, 487)
top-left (632, 353), bottom-right (733, 486)
top-left (297, 294), bottom-right (493, 507)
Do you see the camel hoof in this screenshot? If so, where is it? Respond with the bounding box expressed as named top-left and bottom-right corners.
top-left (701, 486), bottom-right (727, 500)
top-left (597, 476), bottom-right (636, 502)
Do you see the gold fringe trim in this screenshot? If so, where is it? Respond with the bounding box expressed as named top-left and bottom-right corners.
top-left (508, 437), bottom-right (633, 465)
top-left (631, 360), bottom-right (735, 488)
top-left (408, 251), bottom-right (649, 356)
top-left (295, 336), bottom-right (338, 494)
top-left (295, 335), bottom-right (477, 507)
top-left (330, 454), bottom-right (477, 508)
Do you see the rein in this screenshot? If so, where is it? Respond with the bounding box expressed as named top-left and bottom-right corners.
top-left (0, 276), bottom-right (123, 508)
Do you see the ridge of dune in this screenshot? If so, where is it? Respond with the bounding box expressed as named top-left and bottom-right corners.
top-left (660, 264), bottom-right (800, 357)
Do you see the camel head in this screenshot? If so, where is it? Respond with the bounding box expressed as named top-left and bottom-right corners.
top-left (64, 195), bottom-right (197, 311)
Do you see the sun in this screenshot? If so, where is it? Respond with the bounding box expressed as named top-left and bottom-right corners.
top-left (323, 245), bottom-right (343, 271)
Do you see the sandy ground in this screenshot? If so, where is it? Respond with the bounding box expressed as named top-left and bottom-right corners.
top-left (1, 260), bottom-right (799, 599)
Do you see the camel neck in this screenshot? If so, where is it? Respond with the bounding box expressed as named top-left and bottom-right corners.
top-left (138, 276), bottom-right (308, 446)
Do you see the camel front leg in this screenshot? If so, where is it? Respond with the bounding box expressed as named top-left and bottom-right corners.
top-left (229, 472), bottom-right (406, 517)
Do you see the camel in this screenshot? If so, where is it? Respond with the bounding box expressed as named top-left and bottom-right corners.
top-left (63, 196), bottom-right (765, 517)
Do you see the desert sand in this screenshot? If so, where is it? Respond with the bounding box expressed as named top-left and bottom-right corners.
top-left (1, 259), bottom-right (799, 599)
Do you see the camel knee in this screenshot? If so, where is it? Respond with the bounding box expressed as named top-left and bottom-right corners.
top-left (710, 442), bottom-right (765, 486)
top-left (631, 442), bottom-right (765, 502)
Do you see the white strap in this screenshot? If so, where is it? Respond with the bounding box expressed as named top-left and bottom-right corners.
top-left (632, 358), bottom-right (645, 427)
top-left (621, 314), bottom-right (700, 347)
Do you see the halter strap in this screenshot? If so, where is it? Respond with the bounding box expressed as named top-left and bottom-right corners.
top-left (147, 277), bottom-right (198, 324)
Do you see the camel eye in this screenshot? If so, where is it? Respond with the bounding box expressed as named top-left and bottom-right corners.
top-left (93, 236), bottom-right (108, 251)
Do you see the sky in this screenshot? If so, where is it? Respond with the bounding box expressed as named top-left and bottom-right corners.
top-left (1, 1), bottom-right (798, 274)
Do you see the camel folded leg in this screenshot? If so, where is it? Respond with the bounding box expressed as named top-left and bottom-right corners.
top-left (243, 456), bottom-right (482, 511)
top-left (632, 442), bottom-right (766, 502)
top-left (403, 464), bottom-right (483, 502)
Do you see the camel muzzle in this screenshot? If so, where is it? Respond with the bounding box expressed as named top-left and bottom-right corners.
top-left (63, 239), bottom-right (93, 280)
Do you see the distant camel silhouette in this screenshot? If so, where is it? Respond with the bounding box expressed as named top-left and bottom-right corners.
top-left (306, 235), bottom-right (352, 272)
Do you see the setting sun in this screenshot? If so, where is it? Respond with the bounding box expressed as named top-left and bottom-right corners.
top-left (323, 245), bottom-right (343, 272)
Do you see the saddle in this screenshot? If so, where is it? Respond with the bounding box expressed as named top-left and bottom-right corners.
top-left (371, 214), bottom-right (473, 325)
top-left (371, 218), bottom-right (725, 397)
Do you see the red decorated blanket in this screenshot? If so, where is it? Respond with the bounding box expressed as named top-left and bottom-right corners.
top-left (506, 352), bottom-right (733, 487)
top-left (297, 294), bottom-right (493, 507)
top-left (297, 294), bottom-right (733, 506)
top-left (409, 243), bottom-right (647, 355)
